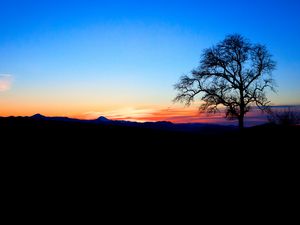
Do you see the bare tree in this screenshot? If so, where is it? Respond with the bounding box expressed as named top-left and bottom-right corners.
top-left (174, 34), bottom-right (276, 129)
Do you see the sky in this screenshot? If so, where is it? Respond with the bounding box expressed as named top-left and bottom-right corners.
top-left (0, 0), bottom-right (300, 123)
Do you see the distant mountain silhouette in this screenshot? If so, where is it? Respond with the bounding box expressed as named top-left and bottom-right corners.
top-left (95, 116), bottom-right (110, 123)
top-left (31, 113), bottom-right (46, 119)
top-left (26, 114), bottom-right (236, 132)
top-left (30, 114), bottom-right (82, 123)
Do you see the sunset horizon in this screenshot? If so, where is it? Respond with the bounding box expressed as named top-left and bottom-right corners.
top-left (1, 104), bottom-right (299, 128)
top-left (1, 0), bottom-right (300, 127)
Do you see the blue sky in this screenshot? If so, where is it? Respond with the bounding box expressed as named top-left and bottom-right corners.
top-left (0, 0), bottom-right (299, 119)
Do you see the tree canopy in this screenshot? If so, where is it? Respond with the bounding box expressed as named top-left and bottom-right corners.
top-left (174, 34), bottom-right (276, 129)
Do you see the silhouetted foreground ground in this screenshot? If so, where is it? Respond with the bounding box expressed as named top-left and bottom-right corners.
top-left (1, 116), bottom-right (299, 149)
top-left (1, 116), bottom-right (298, 197)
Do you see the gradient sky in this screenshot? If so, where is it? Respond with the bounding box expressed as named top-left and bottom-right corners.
top-left (1, 0), bottom-right (300, 123)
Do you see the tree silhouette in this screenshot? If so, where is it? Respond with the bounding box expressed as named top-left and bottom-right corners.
top-left (174, 34), bottom-right (276, 129)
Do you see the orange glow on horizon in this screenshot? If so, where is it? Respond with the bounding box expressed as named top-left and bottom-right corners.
top-left (75, 106), bottom-right (227, 124)
top-left (1, 103), bottom-right (270, 125)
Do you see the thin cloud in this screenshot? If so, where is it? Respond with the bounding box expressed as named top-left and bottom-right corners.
top-left (0, 74), bottom-right (13, 92)
top-left (82, 108), bottom-right (156, 120)
top-left (78, 106), bottom-right (272, 126)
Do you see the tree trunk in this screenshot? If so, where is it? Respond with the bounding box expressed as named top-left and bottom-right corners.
top-left (238, 115), bottom-right (244, 130)
top-left (239, 87), bottom-right (245, 130)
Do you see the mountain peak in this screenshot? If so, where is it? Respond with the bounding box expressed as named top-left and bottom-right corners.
top-left (31, 113), bottom-right (46, 119)
top-left (96, 116), bottom-right (110, 122)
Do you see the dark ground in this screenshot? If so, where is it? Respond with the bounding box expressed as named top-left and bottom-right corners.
top-left (2, 116), bottom-right (298, 178)
top-left (1, 116), bottom-right (299, 149)
top-left (1, 116), bottom-right (298, 202)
